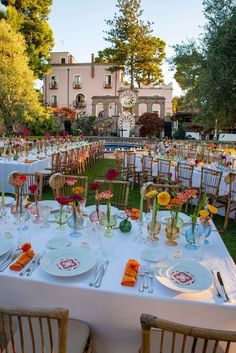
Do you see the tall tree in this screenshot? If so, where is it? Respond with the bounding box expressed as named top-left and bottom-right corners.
top-left (170, 0), bottom-right (236, 129)
top-left (0, 19), bottom-right (47, 131)
top-left (0, 0), bottom-right (54, 79)
top-left (95, 0), bottom-right (165, 88)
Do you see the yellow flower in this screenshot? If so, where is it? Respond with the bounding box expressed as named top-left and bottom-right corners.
top-left (157, 191), bottom-right (171, 206)
top-left (146, 190), bottom-right (158, 198)
top-left (206, 204), bottom-right (218, 214)
top-left (199, 210), bottom-right (210, 218)
top-left (72, 186), bottom-right (84, 194)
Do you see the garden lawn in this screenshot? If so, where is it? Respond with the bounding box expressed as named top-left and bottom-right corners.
top-left (43, 159), bottom-right (236, 262)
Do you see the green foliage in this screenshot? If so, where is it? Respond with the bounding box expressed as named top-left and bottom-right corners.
top-left (95, 0), bottom-right (165, 88)
top-left (170, 0), bottom-right (236, 128)
top-left (0, 20), bottom-right (45, 131)
top-left (172, 96), bottom-right (185, 114)
top-left (1, 0), bottom-right (54, 79)
top-left (27, 114), bottom-right (56, 135)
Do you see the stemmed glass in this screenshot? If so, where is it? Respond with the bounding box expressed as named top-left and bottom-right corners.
top-left (39, 205), bottom-right (51, 228)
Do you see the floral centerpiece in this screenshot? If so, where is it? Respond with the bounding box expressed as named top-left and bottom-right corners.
top-left (28, 184), bottom-right (40, 223)
top-left (12, 174), bottom-right (27, 214)
top-left (56, 197), bottom-right (69, 227)
top-left (99, 190), bottom-right (116, 236)
top-left (67, 193), bottom-right (84, 237)
top-left (89, 182), bottom-right (104, 223)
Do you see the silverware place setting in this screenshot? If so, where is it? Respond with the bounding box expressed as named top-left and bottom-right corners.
top-left (89, 259), bottom-right (109, 288)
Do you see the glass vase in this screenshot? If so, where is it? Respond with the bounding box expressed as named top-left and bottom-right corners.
top-left (185, 224), bottom-right (204, 250)
top-left (55, 208), bottom-right (68, 228)
top-left (147, 221), bottom-right (161, 244)
top-left (67, 211), bottom-right (84, 237)
top-left (165, 218), bottom-right (179, 246)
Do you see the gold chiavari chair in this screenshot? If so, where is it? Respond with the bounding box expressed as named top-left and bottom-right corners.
top-left (115, 150), bottom-right (126, 178)
top-left (0, 305), bottom-right (92, 353)
top-left (140, 156), bottom-right (154, 184)
top-left (158, 159), bottom-right (171, 183)
top-left (200, 167), bottom-right (223, 205)
top-left (176, 162), bottom-right (194, 189)
top-left (8, 172), bottom-right (44, 200)
top-left (216, 172), bottom-right (236, 229)
top-left (94, 179), bottom-right (130, 210)
top-left (126, 151), bottom-right (138, 187)
top-left (140, 313), bottom-right (236, 353)
top-left (49, 173), bottom-right (88, 201)
top-left (66, 149), bottom-right (78, 174)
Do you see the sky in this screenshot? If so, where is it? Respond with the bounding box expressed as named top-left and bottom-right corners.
top-left (49, 0), bottom-right (206, 96)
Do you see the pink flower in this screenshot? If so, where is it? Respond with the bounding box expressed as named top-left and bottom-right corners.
top-left (66, 178), bottom-right (77, 186)
top-left (105, 168), bottom-right (119, 181)
top-left (69, 194), bottom-right (83, 202)
top-left (45, 132), bottom-right (51, 140)
top-left (100, 190), bottom-right (113, 199)
top-left (29, 184), bottom-right (37, 193)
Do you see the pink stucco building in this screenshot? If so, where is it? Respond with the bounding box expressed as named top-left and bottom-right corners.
top-left (43, 52), bottom-right (173, 119)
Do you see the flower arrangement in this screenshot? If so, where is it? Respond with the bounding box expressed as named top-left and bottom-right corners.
top-left (90, 182), bottom-right (101, 221)
top-left (29, 184), bottom-right (39, 219)
top-left (105, 168), bottom-right (119, 181)
top-left (56, 197), bottom-right (69, 226)
top-left (13, 174), bottom-right (27, 213)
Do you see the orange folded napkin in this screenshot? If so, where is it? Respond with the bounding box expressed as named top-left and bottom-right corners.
top-left (10, 243), bottom-right (35, 271)
top-left (121, 259), bottom-right (140, 287)
top-left (24, 159), bottom-right (33, 163)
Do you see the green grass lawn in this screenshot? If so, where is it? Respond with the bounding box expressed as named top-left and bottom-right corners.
top-left (43, 159), bottom-right (236, 262)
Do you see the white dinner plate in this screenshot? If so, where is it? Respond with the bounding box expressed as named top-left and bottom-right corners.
top-left (38, 200), bottom-right (59, 212)
top-left (84, 205), bottom-right (119, 216)
top-left (141, 248), bottom-right (166, 262)
top-left (155, 259), bottom-right (213, 293)
top-left (158, 211), bottom-right (190, 225)
top-left (0, 238), bottom-right (14, 257)
top-left (40, 247), bottom-right (96, 277)
top-left (46, 237), bottom-right (71, 250)
top-left (1, 196), bottom-right (15, 206)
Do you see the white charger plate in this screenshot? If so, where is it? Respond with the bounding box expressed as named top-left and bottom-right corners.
top-left (84, 205), bottom-right (119, 216)
top-left (40, 247), bottom-right (96, 277)
top-left (1, 196), bottom-right (15, 206)
top-left (158, 211), bottom-right (190, 225)
top-left (155, 259), bottom-right (213, 293)
top-left (46, 237), bottom-right (71, 250)
top-left (38, 200), bottom-right (59, 212)
top-left (141, 248), bottom-right (166, 262)
top-left (0, 238), bottom-right (14, 257)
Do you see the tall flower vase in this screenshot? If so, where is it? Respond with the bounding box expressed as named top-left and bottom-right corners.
top-left (67, 208), bottom-right (84, 237)
top-left (100, 201), bottom-right (117, 237)
top-left (165, 217), bottom-right (179, 246)
top-left (147, 202), bottom-right (161, 244)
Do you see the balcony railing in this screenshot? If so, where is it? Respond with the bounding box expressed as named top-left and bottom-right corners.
top-left (73, 82), bottom-right (82, 89)
top-left (73, 100), bottom-right (86, 109)
top-left (103, 83), bottom-right (112, 89)
top-left (50, 83), bottom-right (58, 89)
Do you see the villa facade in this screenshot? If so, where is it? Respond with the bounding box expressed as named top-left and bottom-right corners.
top-left (43, 52), bottom-right (173, 120)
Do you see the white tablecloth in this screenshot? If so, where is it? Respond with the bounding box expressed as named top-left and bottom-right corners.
top-left (0, 156), bottom-right (51, 193)
top-left (0, 209), bottom-right (236, 353)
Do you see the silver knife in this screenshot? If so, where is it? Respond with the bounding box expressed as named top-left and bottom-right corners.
top-left (94, 260), bottom-right (109, 288)
top-left (26, 253), bottom-right (44, 277)
top-left (216, 272), bottom-right (230, 302)
top-left (0, 249), bottom-right (22, 272)
top-left (19, 253), bottom-right (41, 276)
top-left (89, 263), bottom-right (103, 287)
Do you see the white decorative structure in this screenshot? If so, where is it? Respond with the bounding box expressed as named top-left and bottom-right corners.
top-left (118, 114), bottom-right (135, 137)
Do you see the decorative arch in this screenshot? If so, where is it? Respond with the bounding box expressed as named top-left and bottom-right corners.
top-left (138, 103), bottom-right (147, 116)
top-left (152, 103), bottom-right (160, 116)
top-left (96, 102), bottom-right (104, 117)
top-left (108, 102), bottom-right (117, 117)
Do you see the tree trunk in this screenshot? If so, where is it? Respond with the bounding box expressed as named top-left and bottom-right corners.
top-left (130, 55), bottom-right (134, 89)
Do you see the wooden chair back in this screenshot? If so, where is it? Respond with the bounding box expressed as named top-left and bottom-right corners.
top-left (49, 173), bottom-right (88, 201)
top-left (51, 153), bottom-right (62, 174)
top-left (158, 159), bottom-right (171, 182)
top-left (176, 162), bottom-right (194, 188)
top-left (140, 313), bottom-right (236, 353)
top-left (115, 150), bottom-right (125, 170)
top-left (200, 167), bottom-right (222, 198)
top-left (126, 152), bottom-right (136, 170)
top-left (142, 156), bottom-right (153, 175)
top-left (94, 179), bottom-right (130, 210)
top-left (0, 305), bottom-right (68, 353)
top-left (8, 172), bottom-right (43, 200)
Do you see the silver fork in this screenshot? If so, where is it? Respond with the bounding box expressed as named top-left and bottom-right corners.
top-left (148, 270), bottom-right (154, 293)
top-left (139, 266), bottom-right (146, 292)
top-left (0, 249), bottom-right (22, 272)
top-left (89, 263), bottom-right (102, 287)
top-left (143, 264), bottom-right (150, 289)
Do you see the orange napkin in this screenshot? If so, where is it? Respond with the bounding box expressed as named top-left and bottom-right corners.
top-left (121, 259), bottom-right (140, 287)
top-left (24, 159), bottom-right (33, 163)
top-left (10, 248), bottom-right (35, 271)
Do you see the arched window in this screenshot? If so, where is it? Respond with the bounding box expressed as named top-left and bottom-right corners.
top-left (76, 93), bottom-right (85, 104)
top-left (61, 58), bottom-right (66, 64)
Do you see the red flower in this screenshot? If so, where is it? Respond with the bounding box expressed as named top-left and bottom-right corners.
top-left (19, 174), bottom-right (27, 183)
top-left (69, 194), bottom-right (83, 202)
top-left (56, 197), bottom-right (69, 205)
top-left (45, 132), bottom-right (51, 140)
top-left (90, 182), bottom-right (100, 191)
top-left (29, 184), bottom-right (37, 193)
top-left (105, 168), bottom-right (119, 181)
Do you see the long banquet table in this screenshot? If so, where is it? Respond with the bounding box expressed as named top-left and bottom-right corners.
top-left (0, 209), bottom-right (236, 353)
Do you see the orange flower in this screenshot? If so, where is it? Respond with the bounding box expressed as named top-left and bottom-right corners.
top-left (130, 208), bottom-right (140, 220)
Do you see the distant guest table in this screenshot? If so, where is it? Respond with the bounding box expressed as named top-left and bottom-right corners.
top-left (0, 155), bottom-right (51, 193)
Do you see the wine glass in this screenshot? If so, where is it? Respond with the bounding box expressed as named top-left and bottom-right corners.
top-left (39, 205), bottom-right (51, 228)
